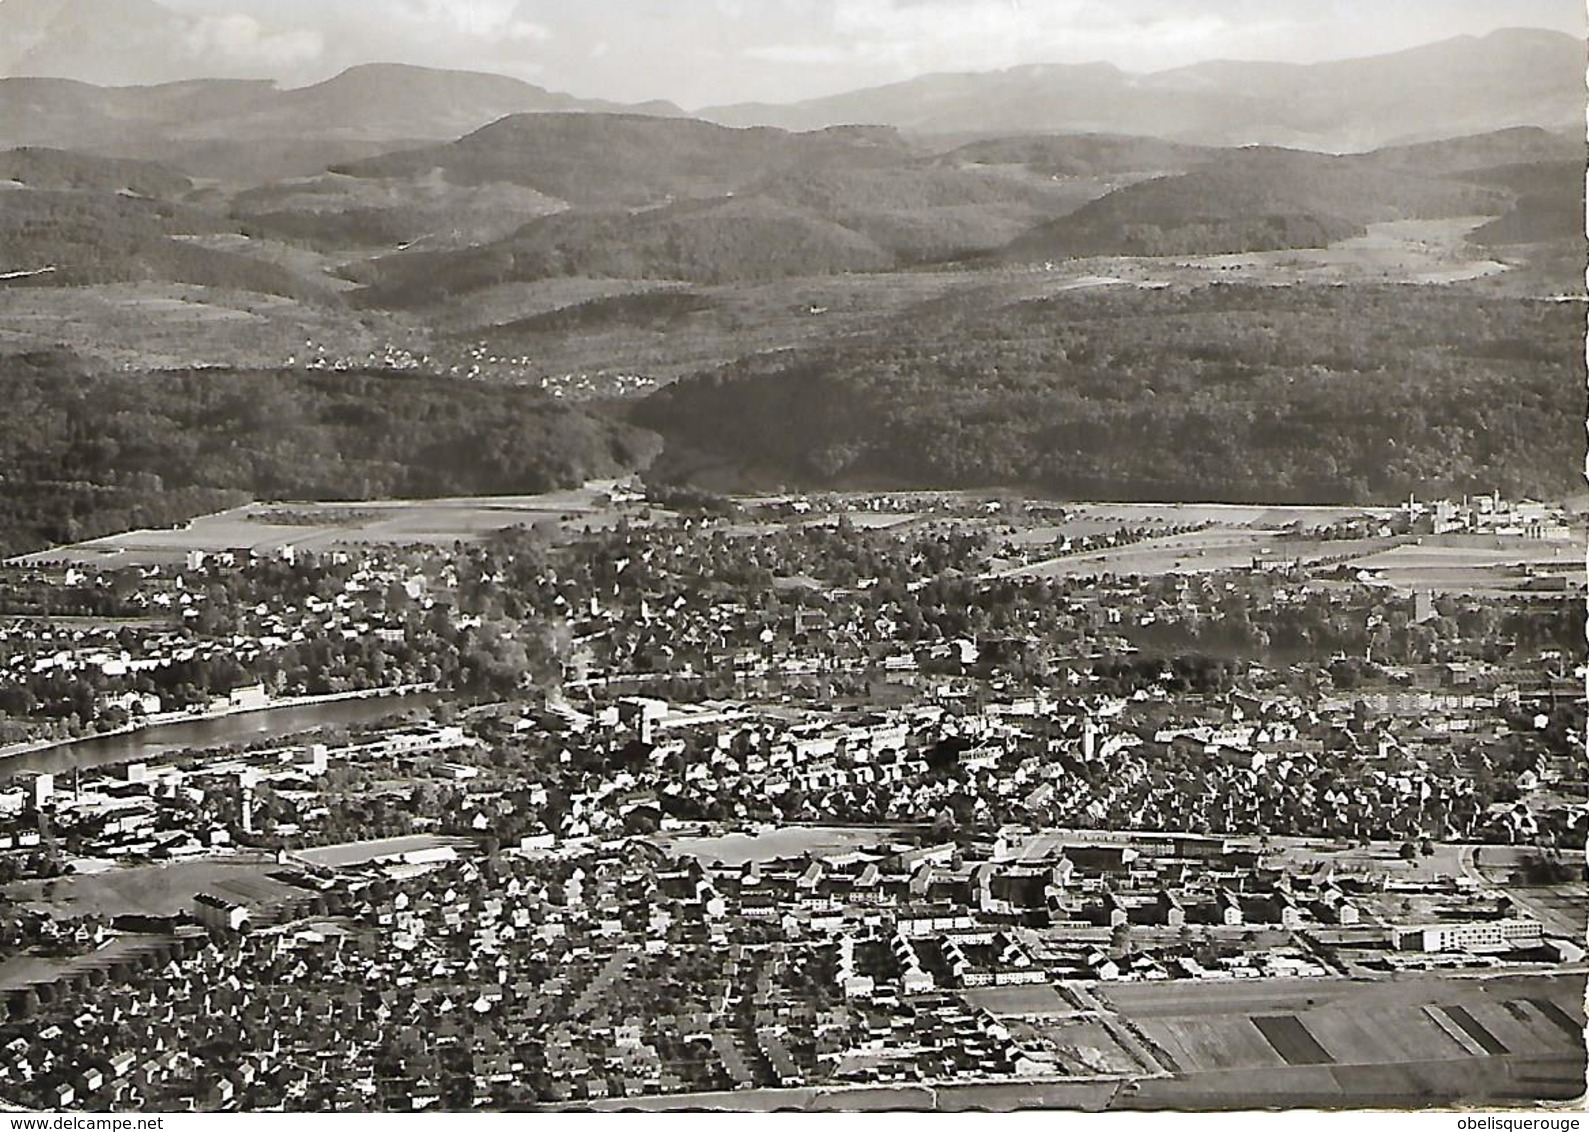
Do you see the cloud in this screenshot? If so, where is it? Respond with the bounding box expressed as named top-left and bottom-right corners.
top-left (734, 0), bottom-right (1253, 81)
top-left (395, 0), bottom-right (549, 42)
top-left (68, 0), bottom-right (1589, 105)
top-left (743, 43), bottom-right (861, 67)
top-left (182, 13), bottom-right (325, 69)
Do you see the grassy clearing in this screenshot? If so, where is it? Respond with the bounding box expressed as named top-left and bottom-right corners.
top-left (7, 857), bottom-right (300, 919)
top-left (961, 983), bottom-right (1071, 1016)
top-left (1005, 524), bottom-right (1580, 592)
top-left (14, 485), bottom-right (646, 567)
top-left (0, 283), bottom-right (410, 371)
top-left (1345, 538), bottom-right (1581, 595)
top-left (1102, 216), bottom-right (1512, 290)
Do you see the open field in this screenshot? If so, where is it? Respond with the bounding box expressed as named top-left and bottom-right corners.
top-left (1002, 526), bottom-right (1581, 594)
top-left (1118, 1053), bottom-right (1587, 1109)
top-left (10, 484), bottom-right (650, 567)
top-left (800, 512), bottom-right (923, 531)
top-left (1347, 540), bottom-right (1582, 596)
top-left (14, 490), bottom-right (1397, 573)
top-left (0, 283), bottom-right (415, 371)
top-left (1001, 530), bottom-right (1393, 580)
top-left (15, 482), bottom-right (1582, 600)
top-left (1251, 1013), bottom-right (1340, 1065)
top-left (1087, 217), bottom-right (1512, 290)
top-left (1100, 971), bottom-right (1585, 1102)
top-left (1147, 1013), bottom-right (1292, 1071)
top-left (7, 856), bottom-right (304, 919)
top-left (1098, 971), bottom-right (1583, 1018)
top-left (1046, 502), bottom-right (1393, 527)
top-left (961, 982), bottom-right (1073, 1016)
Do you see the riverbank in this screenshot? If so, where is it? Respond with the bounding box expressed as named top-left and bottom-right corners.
top-left (0, 683), bottom-right (439, 774)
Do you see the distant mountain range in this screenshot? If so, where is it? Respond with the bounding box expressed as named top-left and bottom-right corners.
top-left (0, 10), bottom-right (1579, 182)
top-left (702, 29), bottom-right (1584, 152)
top-left (0, 60), bottom-right (684, 182)
top-left (0, 111), bottom-right (1577, 310)
top-left (296, 116), bottom-right (1209, 303)
top-left (0, 8), bottom-right (1581, 339)
top-left (321, 120), bottom-right (1582, 303)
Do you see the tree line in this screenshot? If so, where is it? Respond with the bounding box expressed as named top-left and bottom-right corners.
top-left (0, 351), bottom-right (662, 556)
top-left (638, 284), bottom-right (1583, 504)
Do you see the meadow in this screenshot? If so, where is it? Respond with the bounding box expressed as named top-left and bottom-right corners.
top-left (11, 485), bottom-right (645, 568)
top-left (1102, 971), bottom-right (1585, 1090)
top-left (9, 856), bottom-right (305, 920)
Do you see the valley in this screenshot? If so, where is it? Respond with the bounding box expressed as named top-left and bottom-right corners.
top-left (0, 104), bottom-right (1577, 554)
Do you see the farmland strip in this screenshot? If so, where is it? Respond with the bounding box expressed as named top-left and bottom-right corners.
top-left (1252, 1016), bottom-right (1335, 1066)
top-left (1527, 998), bottom-right (1585, 1041)
top-left (1439, 1005), bottom-right (1509, 1056)
top-left (1423, 1005), bottom-right (1489, 1056)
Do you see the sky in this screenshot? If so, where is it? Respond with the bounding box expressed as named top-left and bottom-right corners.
top-left (37, 0), bottom-right (1589, 107)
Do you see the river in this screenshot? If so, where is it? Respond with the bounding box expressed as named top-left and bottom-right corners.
top-left (0, 692), bottom-right (440, 781)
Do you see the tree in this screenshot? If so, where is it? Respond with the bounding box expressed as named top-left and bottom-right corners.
top-left (1109, 923), bottom-right (1133, 958)
top-left (10, 987), bottom-right (39, 1020)
top-left (1521, 853), bottom-right (1574, 885)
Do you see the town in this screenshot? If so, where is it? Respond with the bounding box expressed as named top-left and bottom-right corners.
top-left (0, 486), bottom-right (1581, 1111)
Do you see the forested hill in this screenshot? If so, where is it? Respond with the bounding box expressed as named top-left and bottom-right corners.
top-left (635, 285), bottom-right (1583, 505)
top-left (0, 190), bottom-right (333, 298)
top-left (0, 146), bottom-right (192, 198)
top-left (331, 115), bottom-right (911, 209)
top-left (347, 195), bottom-right (900, 305)
top-left (0, 352), bottom-right (662, 557)
top-left (322, 122), bottom-right (1572, 305)
top-left (1003, 147), bottom-right (1509, 261)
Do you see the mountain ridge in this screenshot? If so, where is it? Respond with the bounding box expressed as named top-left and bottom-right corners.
top-left (698, 28), bottom-right (1584, 152)
top-left (0, 21), bottom-right (1577, 183)
top-left (0, 60), bottom-right (687, 182)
